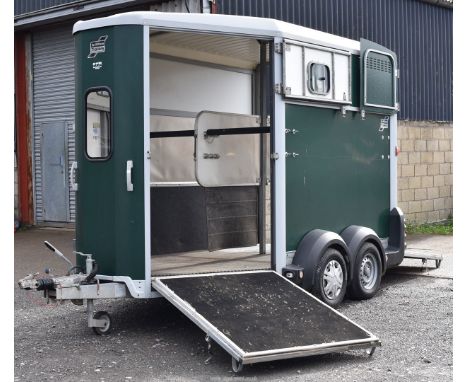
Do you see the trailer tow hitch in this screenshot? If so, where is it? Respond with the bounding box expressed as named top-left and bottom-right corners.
top-left (18, 273), bottom-right (88, 291)
top-left (17, 243), bottom-right (115, 335)
top-left (17, 242), bottom-right (96, 291)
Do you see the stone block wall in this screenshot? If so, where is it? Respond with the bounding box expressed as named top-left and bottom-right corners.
top-left (397, 121), bottom-right (453, 223)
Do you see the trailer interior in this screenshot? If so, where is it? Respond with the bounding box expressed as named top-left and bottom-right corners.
top-left (148, 31), bottom-right (272, 276)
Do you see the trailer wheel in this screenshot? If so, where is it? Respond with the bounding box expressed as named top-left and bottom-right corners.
top-left (348, 243), bottom-right (382, 300)
top-left (92, 311), bottom-right (112, 335)
top-left (313, 248), bottom-right (347, 307)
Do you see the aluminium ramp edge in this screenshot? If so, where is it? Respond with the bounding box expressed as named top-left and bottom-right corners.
top-left (152, 270), bottom-right (381, 366)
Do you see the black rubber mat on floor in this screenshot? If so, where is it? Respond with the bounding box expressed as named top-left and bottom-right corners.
top-left (156, 271), bottom-right (372, 353)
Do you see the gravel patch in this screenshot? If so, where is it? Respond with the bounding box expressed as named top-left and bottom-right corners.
top-left (15, 229), bottom-right (452, 381)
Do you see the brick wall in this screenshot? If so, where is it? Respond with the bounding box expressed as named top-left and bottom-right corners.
top-left (397, 121), bottom-right (453, 223)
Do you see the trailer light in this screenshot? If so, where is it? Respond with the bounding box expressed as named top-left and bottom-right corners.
top-left (395, 146), bottom-right (401, 156)
top-left (282, 266), bottom-right (305, 286)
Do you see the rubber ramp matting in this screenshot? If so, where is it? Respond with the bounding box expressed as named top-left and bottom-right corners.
top-left (153, 270), bottom-right (380, 365)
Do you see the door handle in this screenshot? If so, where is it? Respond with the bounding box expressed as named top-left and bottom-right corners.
top-left (70, 161), bottom-right (78, 191)
top-left (126, 160), bottom-right (134, 192)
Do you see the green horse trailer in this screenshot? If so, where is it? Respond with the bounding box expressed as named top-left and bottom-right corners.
top-left (19, 11), bottom-right (409, 371)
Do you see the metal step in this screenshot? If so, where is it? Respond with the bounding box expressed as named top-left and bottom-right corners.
top-left (404, 247), bottom-right (443, 268)
top-left (152, 270), bottom-right (380, 371)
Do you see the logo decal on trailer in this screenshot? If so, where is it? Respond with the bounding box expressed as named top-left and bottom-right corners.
top-left (92, 62), bottom-right (103, 70)
top-left (88, 35), bottom-right (108, 59)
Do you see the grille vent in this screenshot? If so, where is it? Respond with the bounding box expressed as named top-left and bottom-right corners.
top-left (366, 56), bottom-right (392, 73)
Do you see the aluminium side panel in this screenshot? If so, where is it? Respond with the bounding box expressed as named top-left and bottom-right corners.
top-left (285, 105), bottom-right (391, 251)
top-left (273, 37), bottom-right (286, 272)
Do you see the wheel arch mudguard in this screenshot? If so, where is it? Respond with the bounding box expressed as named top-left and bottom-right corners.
top-left (340, 225), bottom-right (387, 281)
top-left (386, 207), bottom-right (406, 268)
top-left (292, 229), bottom-right (350, 291)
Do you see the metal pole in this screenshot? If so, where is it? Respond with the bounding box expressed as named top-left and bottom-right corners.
top-left (258, 41), bottom-right (268, 255)
top-left (269, 40), bottom-right (277, 271)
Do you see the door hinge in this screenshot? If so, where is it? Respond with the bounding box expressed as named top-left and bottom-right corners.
top-left (274, 42), bottom-right (282, 54)
top-left (395, 68), bottom-right (400, 79)
top-left (275, 83), bottom-right (291, 95)
top-left (270, 153), bottom-right (279, 160)
top-left (274, 42), bottom-right (291, 54)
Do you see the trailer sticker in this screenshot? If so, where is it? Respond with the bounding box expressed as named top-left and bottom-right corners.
top-left (88, 35), bottom-right (108, 59)
top-left (379, 116), bottom-right (389, 132)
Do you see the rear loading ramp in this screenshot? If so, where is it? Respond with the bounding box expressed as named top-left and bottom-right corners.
top-left (152, 270), bottom-right (380, 371)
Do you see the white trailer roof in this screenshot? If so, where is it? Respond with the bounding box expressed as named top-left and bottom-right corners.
top-left (73, 11), bottom-right (360, 53)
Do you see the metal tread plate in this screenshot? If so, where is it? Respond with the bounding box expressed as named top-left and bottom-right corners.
top-left (404, 248), bottom-right (443, 261)
top-left (152, 270), bottom-right (380, 365)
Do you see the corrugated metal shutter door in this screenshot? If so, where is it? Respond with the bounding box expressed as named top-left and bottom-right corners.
top-left (32, 25), bottom-right (76, 223)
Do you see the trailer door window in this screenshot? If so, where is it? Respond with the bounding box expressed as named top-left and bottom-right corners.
top-left (86, 89), bottom-right (111, 159)
top-left (308, 63), bottom-right (330, 94)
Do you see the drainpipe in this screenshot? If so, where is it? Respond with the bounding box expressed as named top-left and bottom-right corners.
top-left (15, 33), bottom-right (34, 227)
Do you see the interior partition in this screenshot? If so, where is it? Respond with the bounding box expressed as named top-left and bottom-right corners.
top-left (148, 30), bottom-right (272, 276)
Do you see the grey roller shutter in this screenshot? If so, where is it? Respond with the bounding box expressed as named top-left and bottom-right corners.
top-left (32, 25), bottom-right (76, 223)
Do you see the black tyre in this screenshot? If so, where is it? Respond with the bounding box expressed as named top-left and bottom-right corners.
top-left (312, 248), bottom-right (347, 307)
top-left (348, 243), bottom-right (382, 300)
top-left (92, 311), bottom-right (112, 335)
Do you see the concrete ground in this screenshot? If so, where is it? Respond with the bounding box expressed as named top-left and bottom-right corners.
top-left (14, 229), bottom-right (452, 382)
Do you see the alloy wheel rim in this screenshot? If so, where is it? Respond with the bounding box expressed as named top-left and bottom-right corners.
top-left (323, 260), bottom-right (344, 299)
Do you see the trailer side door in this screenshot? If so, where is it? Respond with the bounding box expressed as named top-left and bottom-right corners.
top-left (74, 26), bottom-right (147, 281)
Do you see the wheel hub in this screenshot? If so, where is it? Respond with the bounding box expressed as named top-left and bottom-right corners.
top-left (323, 260), bottom-right (343, 299)
top-left (360, 254), bottom-right (378, 290)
